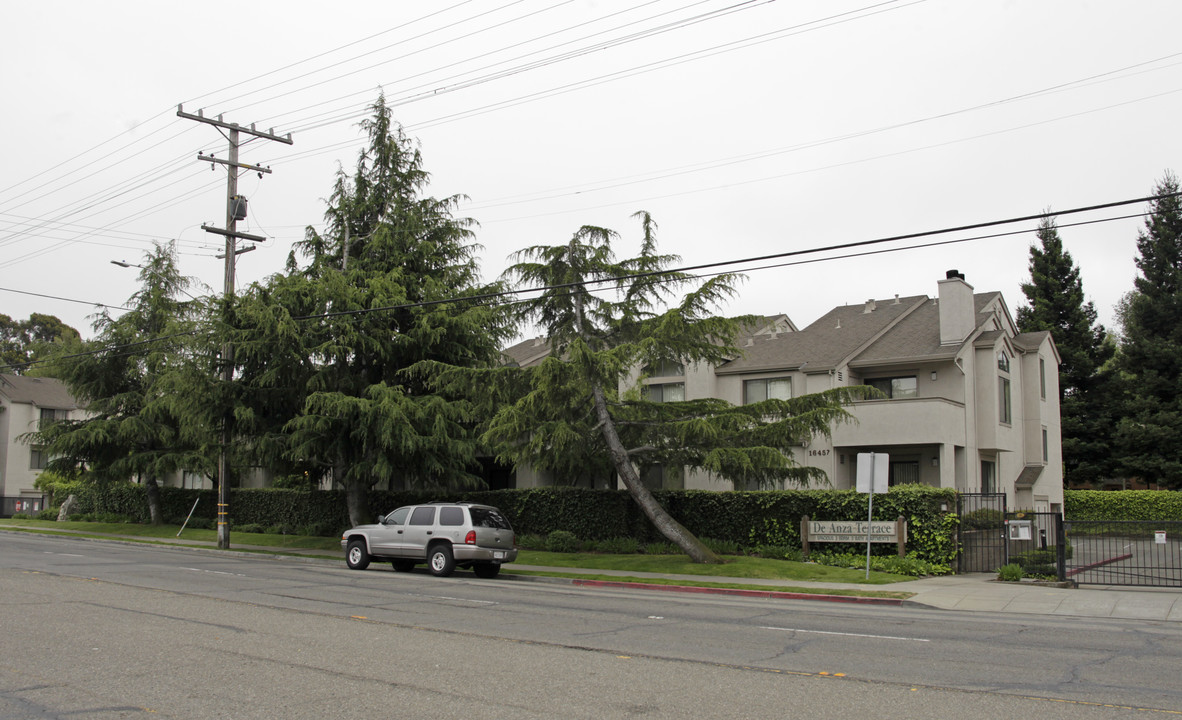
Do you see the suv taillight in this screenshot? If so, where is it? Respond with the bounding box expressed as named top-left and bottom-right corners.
top-left (465, 530), bottom-right (476, 545)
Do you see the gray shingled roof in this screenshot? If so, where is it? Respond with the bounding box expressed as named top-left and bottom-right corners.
top-left (500, 337), bottom-right (553, 368)
top-left (717, 295), bottom-right (926, 374)
top-left (851, 292), bottom-right (1002, 366)
top-left (0, 374), bottom-right (80, 409)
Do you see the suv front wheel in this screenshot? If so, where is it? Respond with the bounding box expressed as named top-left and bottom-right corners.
top-left (346, 539), bottom-right (370, 570)
top-left (427, 544), bottom-right (455, 577)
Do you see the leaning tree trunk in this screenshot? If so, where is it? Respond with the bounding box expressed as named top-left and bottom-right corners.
top-left (342, 448), bottom-right (369, 528)
top-left (591, 384), bottom-right (722, 564)
top-left (144, 476), bottom-right (163, 526)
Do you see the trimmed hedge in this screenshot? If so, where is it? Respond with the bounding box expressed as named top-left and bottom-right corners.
top-left (40, 481), bottom-right (958, 565)
top-left (1065, 490), bottom-right (1182, 522)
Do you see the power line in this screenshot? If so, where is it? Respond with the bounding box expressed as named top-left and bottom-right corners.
top-left (3, 192), bottom-right (1166, 375)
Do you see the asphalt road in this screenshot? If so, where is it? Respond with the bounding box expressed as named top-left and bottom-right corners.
top-left (3, 533), bottom-right (1181, 719)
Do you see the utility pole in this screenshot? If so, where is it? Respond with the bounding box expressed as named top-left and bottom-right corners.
top-left (177, 105), bottom-right (292, 549)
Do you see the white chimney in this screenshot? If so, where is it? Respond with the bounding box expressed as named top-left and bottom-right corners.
top-left (938, 270), bottom-right (975, 345)
top-left (863, 299), bottom-right (876, 313)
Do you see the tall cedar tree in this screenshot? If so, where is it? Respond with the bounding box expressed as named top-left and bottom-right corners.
top-left (33, 243), bottom-right (207, 523)
top-left (1115, 174), bottom-right (1182, 487)
top-left (229, 96), bottom-right (514, 525)
top-left (423, 214), bottom-right (868, 563)
top-left (1016, 215), bottom-right (1116, 485)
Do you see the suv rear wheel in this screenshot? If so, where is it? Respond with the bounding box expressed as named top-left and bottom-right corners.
top-left (427, 544), bottom-right (455, 577)
top-left (346, 539), bottom-right (370, 570)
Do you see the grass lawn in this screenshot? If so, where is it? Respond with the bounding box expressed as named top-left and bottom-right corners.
top-left (515, 549), bottom-right (915, 585)
top-left (0, 518), bottom-right (915, 593)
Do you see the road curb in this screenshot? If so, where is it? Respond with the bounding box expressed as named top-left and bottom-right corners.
top-left (566, 577), bottom-right (906, 605)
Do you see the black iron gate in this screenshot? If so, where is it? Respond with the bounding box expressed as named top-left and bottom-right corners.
top-left (1062, 520), bottom-right (1182, 587)
top-left (1003, 511), bottom-right (1062, 577)
top-left (957, 493), bottom-right (1007, 573)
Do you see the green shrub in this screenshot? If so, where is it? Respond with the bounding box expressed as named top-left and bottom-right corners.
top-left (752, 544), bottom-right (802, 561)
top-left (10, 513), bottom-right (29, 520)
top-left (516, 533), bottom-right (546, 550)
top-left (996, 563), bottom-right (1024, 582)
top-left (807, 551), bottom-right (952, 577)
top-left (594, 537), bottom-right (640, 554)
top-left (642, 541), bottom-right (679, 555)
top-left (961, 508), bottom-right (1004, 529)
top-left (546, 530), bottom-right (581, 553)
top-left (1066, 489), bottom-right (1182, 522)
top-left (237, 523), bottom-right (266, 534)
top-left (702, 538), bottom-right (740, 555)
top-left (38, 508), bottom-right (59, 521)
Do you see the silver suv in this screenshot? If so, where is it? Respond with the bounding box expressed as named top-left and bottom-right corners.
top-left (341, 502), bottom-right (518, 578)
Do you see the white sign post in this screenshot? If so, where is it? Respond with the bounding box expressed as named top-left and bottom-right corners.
top-left (856, 452), bottom-right (889, 579)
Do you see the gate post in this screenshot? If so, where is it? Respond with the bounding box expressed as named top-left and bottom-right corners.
top-left (1055, 513), bottom-right (1067, 583)
top-left (801, 515), bottom-right (810, 560)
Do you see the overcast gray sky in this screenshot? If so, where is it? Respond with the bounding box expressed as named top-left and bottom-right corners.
top-left (3, 0), bottom-right (1180, 343)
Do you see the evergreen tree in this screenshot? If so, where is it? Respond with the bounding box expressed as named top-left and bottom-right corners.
top-left (230, 96), bottom-right (514, 525)
top-left (1115, 173), bottom-right (1182, 487)
top-left (425, 213), bottom-right (868, 563)
top-left (33, 243), bottom-right (206, 524)
top-left (1016, 215), bottom-right (1116, 485)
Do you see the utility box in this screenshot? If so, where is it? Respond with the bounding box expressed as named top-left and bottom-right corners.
top-left (230, 195), bottom-right (248, 221)
top-left (1007, 519), bottom-right (1032, 541)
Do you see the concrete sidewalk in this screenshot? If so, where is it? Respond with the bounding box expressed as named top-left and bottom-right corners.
top-left (5, 527), bottom-right (1181, 621)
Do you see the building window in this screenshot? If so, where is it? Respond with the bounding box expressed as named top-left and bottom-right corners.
top-left (865, 376), bottom-right (917, 399)
top-left (642, 465), bottom-right (684, 490)
top-left (999, 377), bottom-right (1012, 424)
top-left (1039, 358), bottom-right (1046, 400)
top-left (1042, 427), bottom-right (1049, 462)
top-left (744, 377), bottom-right (791, 404)
top-left (182, 471), bottom-right (205, 489)
top-left (981, 459), bottom-right (996, 494)
top-left (647, 382), bottom-right (685, 402)
top-left (30, 446), bottom-right (50, 470)
top-left (889, 461), bottom-right (920, 486)
top-left (644, 359), bottom-right (684, 377)
top-left (38, 407), bottom-right (67, 429)
top-left (997, 351), bottom-right (1010, 372)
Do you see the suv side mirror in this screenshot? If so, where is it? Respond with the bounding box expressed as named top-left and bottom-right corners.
top-left (376, 514), bottom-right (386, 524)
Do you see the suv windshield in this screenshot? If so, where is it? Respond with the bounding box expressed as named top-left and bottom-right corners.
top-left (469, 507), bottom-right (512, 530)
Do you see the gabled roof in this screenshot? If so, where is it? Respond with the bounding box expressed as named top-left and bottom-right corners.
top-left (500, 337), bottom-right (553, 368)
top-left (0, 374), bottom-right (79, 409)
top-left (500, 314), bottom-right (798, 369)
top-left (849, 292), bottom-right (1002, 367)
top-left (717, 295), bottom-right (926, 374)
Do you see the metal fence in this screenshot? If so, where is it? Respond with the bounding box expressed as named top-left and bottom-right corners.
top-left (1, 495), bottom-right (47, 518)
top-left (1062, 520), bottom-right (1182, 587)
top-left (957, 493), bottom-right (1007, 573)
top-left (1003, 511), bottom-right (1062, 578)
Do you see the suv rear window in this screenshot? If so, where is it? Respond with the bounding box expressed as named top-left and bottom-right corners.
top-left (469, 507), bottom-right (511, 530)
top-left (438, 506), bottom-right (465, 526)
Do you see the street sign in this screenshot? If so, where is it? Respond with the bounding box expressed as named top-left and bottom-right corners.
top-left (856, 453), bottom-right (889, 494)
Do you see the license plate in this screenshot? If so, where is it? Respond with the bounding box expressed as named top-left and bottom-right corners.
top-left (493, 551), bottom-right (505, 560)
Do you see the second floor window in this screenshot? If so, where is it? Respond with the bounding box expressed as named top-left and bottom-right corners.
top-left (865, 376), bottom-right (917, 399)
top-left (744, 377), bottom-right (792, 404)
top-left (644, 359), bottom-right (685, 377)
top-left (647, 382), bottom-right (685, 402)
top-left (999, 377), bottom-right (1012, 424)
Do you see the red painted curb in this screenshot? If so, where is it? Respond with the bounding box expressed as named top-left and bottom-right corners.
top-left (1066, 552), bottom-right (1134, 578)
top-left (570, 578), bottom-right (905, 606)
